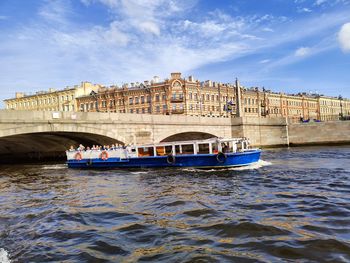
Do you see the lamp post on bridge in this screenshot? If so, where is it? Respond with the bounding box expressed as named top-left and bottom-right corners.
top-left (338, 95), bottom-right (343, 120)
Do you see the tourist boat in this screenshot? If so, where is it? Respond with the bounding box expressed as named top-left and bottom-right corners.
top-left (66, 137), bottom-right (261, 169)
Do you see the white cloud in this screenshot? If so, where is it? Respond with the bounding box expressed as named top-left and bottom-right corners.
top-left (260, 59), bottom-right (271, 64)
top-left (38, 0), bottom-right (72, 25)
top-left (298, 7), bottom-right (312, 13)
top-left (0, 15), bottom-right (8, 20)
top-left (338, 22), bottom-right (350, 52)
top-left (315, 0), bottom-right (327, 5)
top-left (262, 27), bottom-right (274, 32)
top-left (295, 47), bottom-right (311, 57)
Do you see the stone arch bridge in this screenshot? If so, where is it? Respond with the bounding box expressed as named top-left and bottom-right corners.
top-left (0, 110), bottom-right (240, 162)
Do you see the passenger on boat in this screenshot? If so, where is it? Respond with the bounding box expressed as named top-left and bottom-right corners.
top-left (222, 143), bottom-right (229, 153)
top-left (78, 144), bottom-right (85, 151)
top-left (69, 145), bottom-right (75, 152)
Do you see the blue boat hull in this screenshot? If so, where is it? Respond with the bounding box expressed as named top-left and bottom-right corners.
top-left (67, 150), bottom-right (261, 169)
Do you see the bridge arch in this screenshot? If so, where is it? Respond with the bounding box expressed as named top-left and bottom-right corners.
top-left (0, 131), bottom-right (124, 163)
top-left (160, 132), bottom-right (217, 142)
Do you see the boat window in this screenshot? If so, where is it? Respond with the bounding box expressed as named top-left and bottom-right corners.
top-left (181, 144), bottom-right (194, 154)
top-left (228, 141), bottom-right (234, 152)
top-left (198, 143), bottom-right (210, 154)
top-left (242, 140), bottom-right (249, 149)
top-left (236, 142), bottom-right (242, 152)
top-left (212, 143), bottom-right (219, 154)
top-left (221, 142), bottom-right (229, 153)
top-left (175, 145), bottom-right (181, 155)
top-left (138, 146), bottom-right (154, 157)
top-left (156, 146), bottom-right (173, 156)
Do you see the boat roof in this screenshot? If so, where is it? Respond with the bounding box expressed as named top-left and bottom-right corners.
top-left (132, 137), bottom-right (248, 148)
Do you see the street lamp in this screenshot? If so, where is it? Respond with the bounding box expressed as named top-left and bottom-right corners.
top-left (338, 95), bottom-right (343, 120)
top-left (90, 91), bottom-right (99, 112)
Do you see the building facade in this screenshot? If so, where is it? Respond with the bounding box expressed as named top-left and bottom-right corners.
top-left (77, 73), bottom-right (239, 117)
top-left (4, 82), bottom-right (101, 112)
top-left (3, 72), bottom-right (350, 121)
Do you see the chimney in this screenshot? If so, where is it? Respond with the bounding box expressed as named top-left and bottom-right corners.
top-left (188, 76), bottom-right (194, 82)
top-left (153, 76), bottom-right (160, 83)
top-left (205, 80), bottom-right (212, 87)
top-left (15, 92), bottom-right (24, 98)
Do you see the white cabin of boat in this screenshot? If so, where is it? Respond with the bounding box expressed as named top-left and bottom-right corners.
top-left (127, 137), bottom-right (251, 158)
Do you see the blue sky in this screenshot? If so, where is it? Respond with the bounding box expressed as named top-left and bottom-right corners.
top-left (0, 0), bottom-right (350, 107)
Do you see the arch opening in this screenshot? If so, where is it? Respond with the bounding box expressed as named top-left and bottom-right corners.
top-left (0, 132), bottom-right (124, 164)
top-left (160, 132), bottom-right (217, 143)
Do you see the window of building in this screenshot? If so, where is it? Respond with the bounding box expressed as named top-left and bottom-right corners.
top-left (142, 108), bottom-right (145, 113)
top-left (189, 93), bottom-right (193, 100)
top-left (129, 97), bottom-right (133, 105)
top-left (135, 97), bottom-right (139, 104)
top-left (212, 95), bottom-right (215, 101)
top-left (155, 94), bottom-right (160, 102)
top-left (162, 93), bottom-right (166, 101)
top-left (141, 96), bottom-right (144, 104)
top-left (206, 94), bottom-right (210, 101)
top-left (136, 109), bottom-right (139, 113)
top-left (147, 96), bottom-right (151, 103)
top-left (163, 104), bottom-right (167, 111)
top-left (194, 93), bottom-right (198, 101)
top-left (102, 101), bottom-right (106, 107)
top-left (90, 102), bottom-right (94, 109)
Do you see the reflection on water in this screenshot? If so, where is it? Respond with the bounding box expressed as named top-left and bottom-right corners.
top-left (1, 146), bottom-right (350, 262)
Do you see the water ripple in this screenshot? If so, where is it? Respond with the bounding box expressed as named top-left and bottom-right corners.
top-left (1, 146), bottom-right (350, 262)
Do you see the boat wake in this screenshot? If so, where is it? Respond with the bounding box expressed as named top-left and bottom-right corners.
top-left (0, 248), bottom-right (11, 263)
top-left (181, 159), bottom-right (272, 173)
top-left (130, 171), bottom-right (149, 175)
top-left (41, 164), bottom-right (67, 170)
top-left (229, 159), bottom-right (272, 171)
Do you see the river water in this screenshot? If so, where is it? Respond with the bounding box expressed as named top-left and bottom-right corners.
top-left (1, 146), bottom-right (350, 263)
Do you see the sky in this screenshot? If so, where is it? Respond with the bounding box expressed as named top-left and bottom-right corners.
top-left (0, 0), bottom-right (350, 107)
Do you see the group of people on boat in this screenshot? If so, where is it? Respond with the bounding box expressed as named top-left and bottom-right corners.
top-left (68, 143), bottom-right (125, 152)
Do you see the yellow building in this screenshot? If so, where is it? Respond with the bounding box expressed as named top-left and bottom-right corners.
top-left (4, 82), bottom-right (101, 112)
top-left (318, 96), bottom-right (350, 121)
